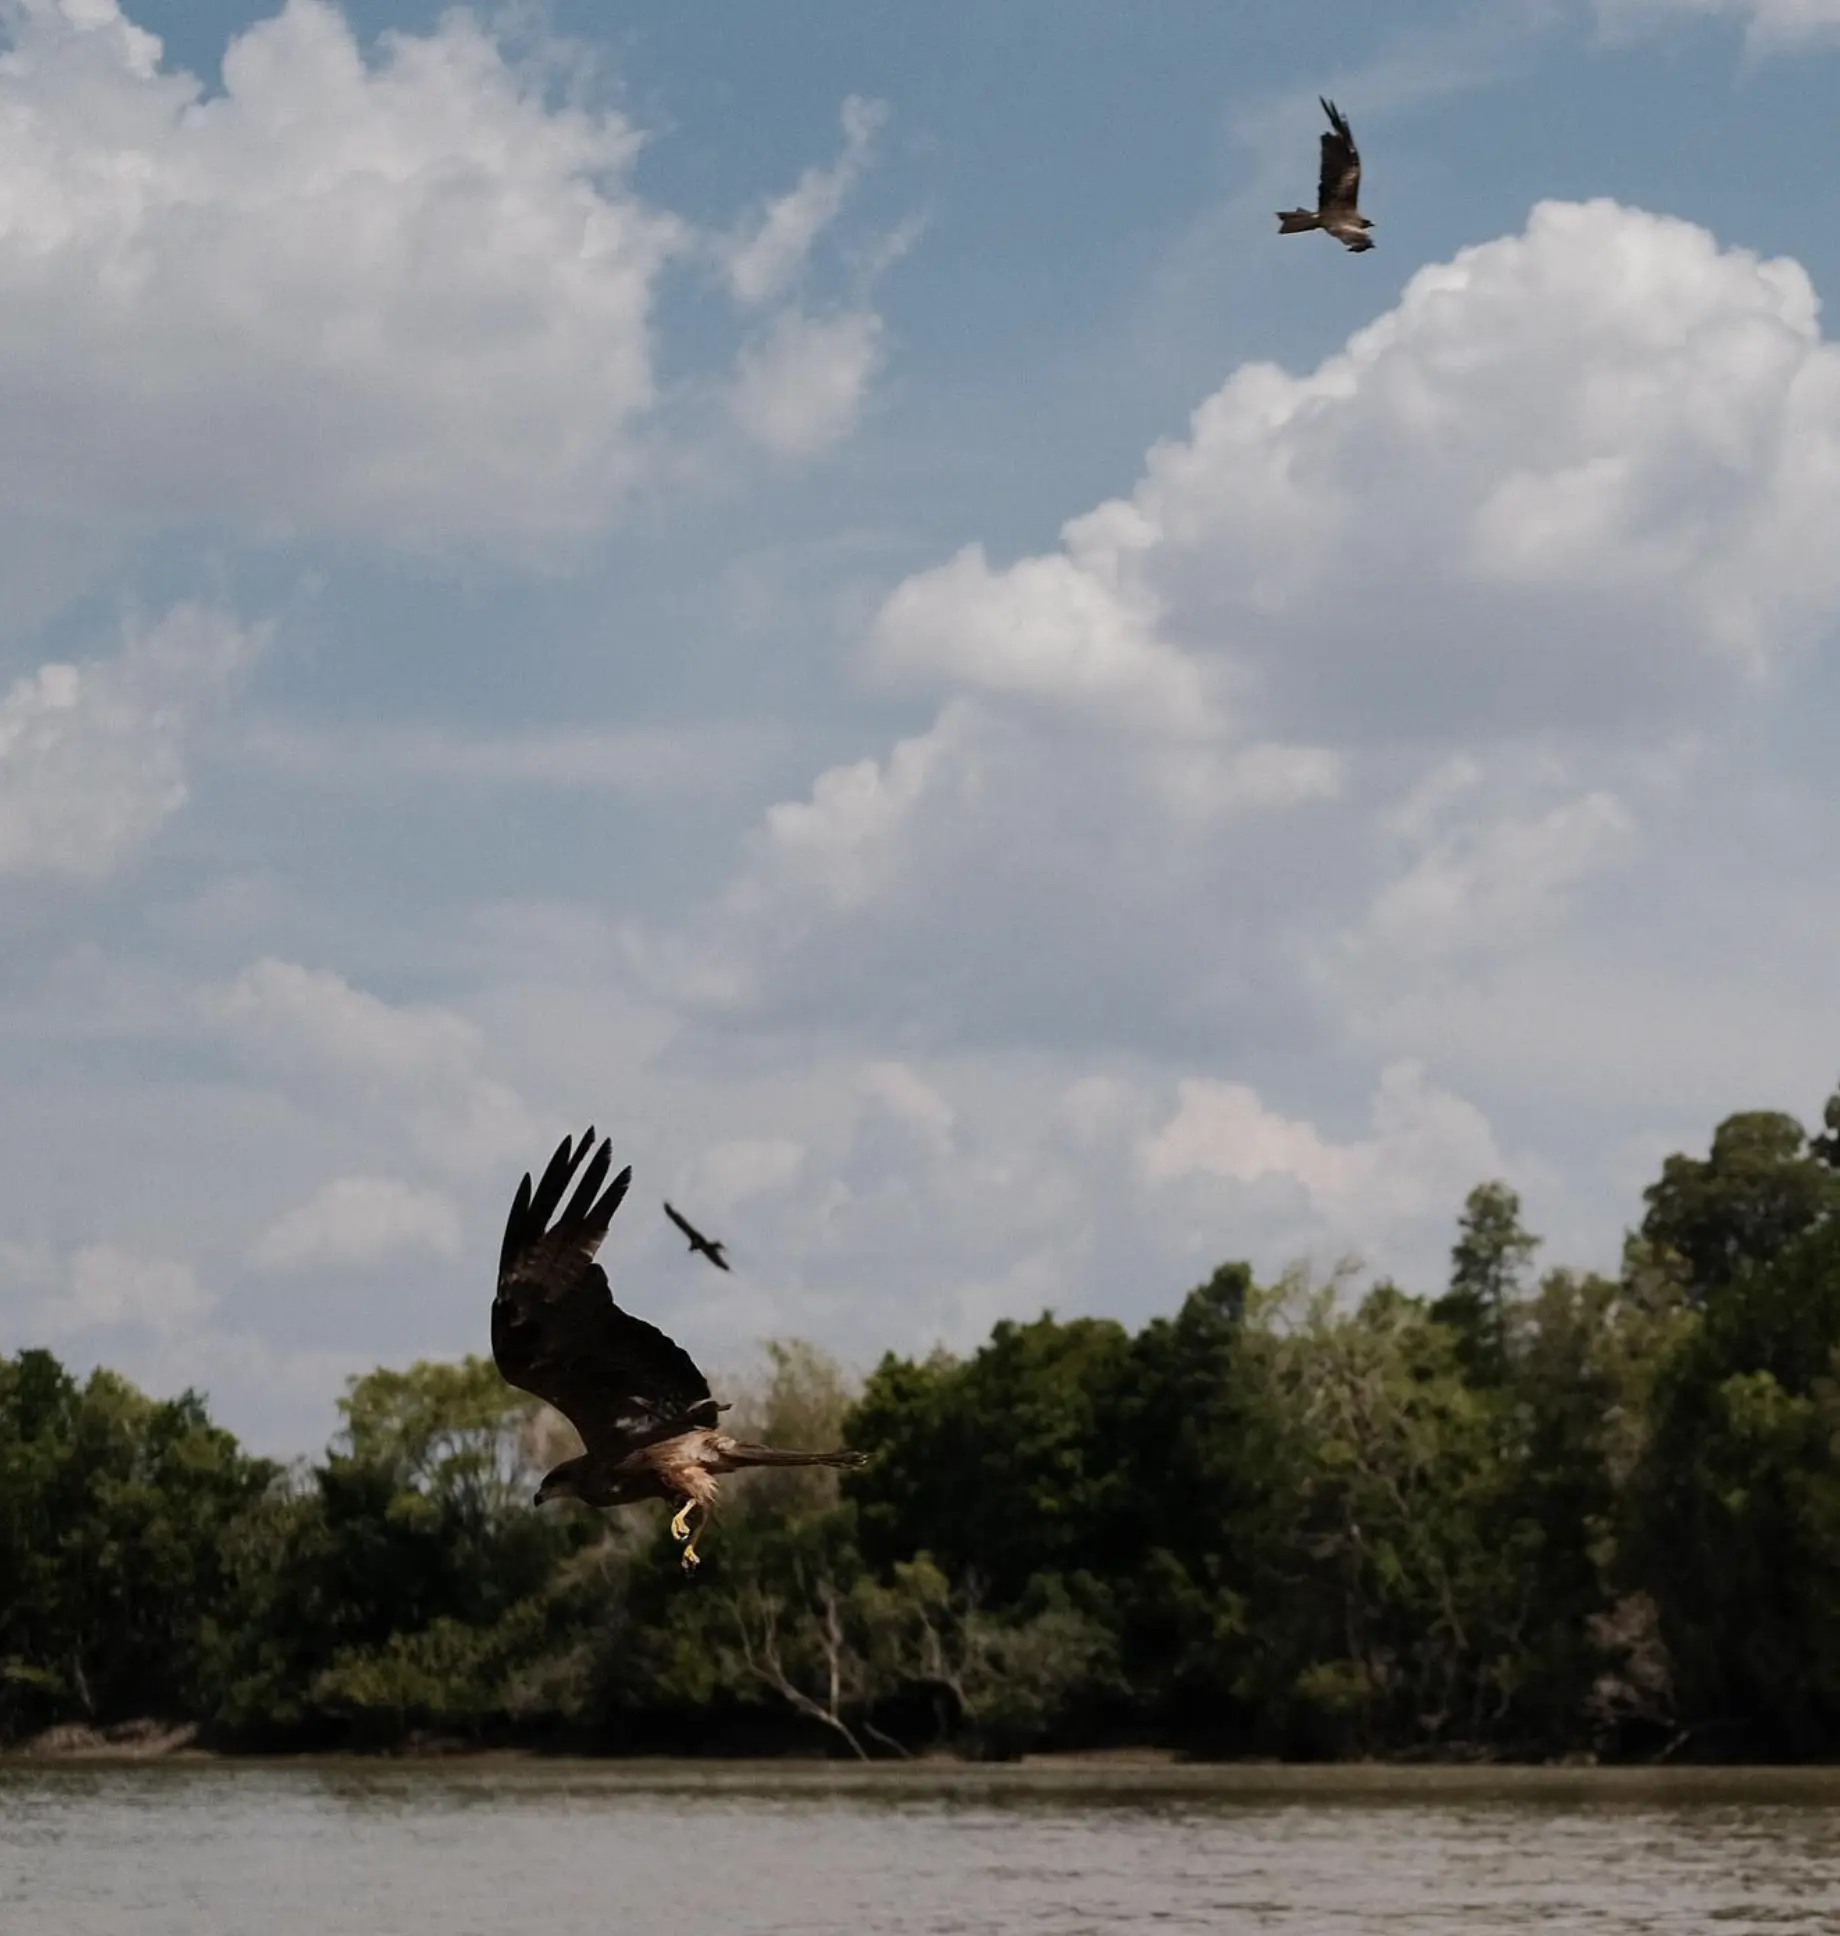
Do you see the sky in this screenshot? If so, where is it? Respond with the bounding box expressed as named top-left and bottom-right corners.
top-left (3, 0), bottom-right (1840, 1452)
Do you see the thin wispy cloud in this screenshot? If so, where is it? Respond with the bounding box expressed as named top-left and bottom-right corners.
top-left (231, 719), bottom-right (790, 798)
top-left (1596, 0), bottom-right (1840, 50)
top-left (721, 96), bottom-right (889, 307)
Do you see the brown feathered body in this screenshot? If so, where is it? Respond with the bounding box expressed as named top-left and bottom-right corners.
top-left (1277, 98), bottom-right (1374, 253)
top-left (492, 1127), bottom-right (864, 1564)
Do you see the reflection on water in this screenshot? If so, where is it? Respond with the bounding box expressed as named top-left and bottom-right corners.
top-left (4, 1760), bottom-right (1840, 1935)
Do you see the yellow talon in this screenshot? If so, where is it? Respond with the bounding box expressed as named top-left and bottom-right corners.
top-left (681, 1535), bottom-right (702, 1572)
top-left (670, 1500), bottom-right (694, 1542)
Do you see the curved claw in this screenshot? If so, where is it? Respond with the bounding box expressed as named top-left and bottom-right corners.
top-left (669, 1500), bottom-right (694, 1543)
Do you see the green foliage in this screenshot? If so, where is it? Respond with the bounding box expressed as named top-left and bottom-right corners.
top-left (336, 1355), bottom-right (546, 1517)
top-left (850, 1313), bottom-right (1138, 1599)
top-left (1629, 1214), bottom-right (1840, 1755)
top-left (9, 1082), bottom-right (1840, 1759)
top-left (1639, 1106), bottom-right (1840, 1300)
top-left (0, 1351), bottom-right (273, 1740)
top-left (1433, 1181), bottom-right (1540, 1378)
top-left (199, 1357), bottom-right (594, 1747)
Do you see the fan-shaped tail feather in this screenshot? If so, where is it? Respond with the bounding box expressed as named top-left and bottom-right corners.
top-left (721, 1442), bottom-right (867, 1469)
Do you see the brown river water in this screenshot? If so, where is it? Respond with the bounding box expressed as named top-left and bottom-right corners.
top-left (3, 1758), bottom-right (1838, 1935)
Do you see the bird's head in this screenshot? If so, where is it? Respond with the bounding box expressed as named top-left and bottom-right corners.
top-left (534, 1456), bottom-right (589, 1507)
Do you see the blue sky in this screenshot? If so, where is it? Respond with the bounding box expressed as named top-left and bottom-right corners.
top-left (3, 0), bottom-right (1839, 1449)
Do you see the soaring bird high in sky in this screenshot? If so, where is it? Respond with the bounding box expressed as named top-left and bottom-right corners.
top-left (664, 1200), bottom-right (730, 1272)
top-left (1276, 98), bottom-right (1373, 253)
top-left (492, 1127), bottom-right (865, 1569)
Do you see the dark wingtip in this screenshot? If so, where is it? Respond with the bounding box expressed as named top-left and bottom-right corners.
top-left (527, 1132), bottom-right (578, 1232)
top-left (498, 1170), bottom-right (534, 1283)
top-left (510, 1125), bottom-right (617, 1271)
top-left (559, 1135), bottom-right (614, 1233)
top-left (592, 1163), bottom-right (633, 1232)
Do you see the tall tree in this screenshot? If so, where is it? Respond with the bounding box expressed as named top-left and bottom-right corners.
top-left (1630, 1215), bottom-right (1840, 1755)
top-left (848, 1314), bottom-right (1137, 1601)
top-left (0, 1350), bottom-right (272, 1743)
top-left (1432, 1180), bottom-right (1540, 1376)
top-left (1640, 1110), bottom-right (1840, 1302)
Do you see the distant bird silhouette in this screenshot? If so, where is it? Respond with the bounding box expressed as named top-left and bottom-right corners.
top-left (493, 1128), bottom-right (863, 1569)
top-left (664, 1200), bottom-right (730, 1272)
top-left (1276, 98), bottom-right (1374, 253)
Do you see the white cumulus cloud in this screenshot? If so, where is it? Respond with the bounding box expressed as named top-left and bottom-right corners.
top-left (687, 1138), bottom-right (808, 1213)
top-left (655, 200), bottom-right (1840, 1058)
top-left (0, 0), bottom-right (684, 554)
top-left (205, 956), bottom-right (540, 1174)
top-left (641, 692), bottom-right (1344, 1046)
top-left (1069, 200), bottom-right (1840, 738)
top-left (731, 306), bottom-right (884, 458)
top-left (59, 1244), bottom-right (213, 1336)
top-left (1355, 763), bottom-right (1644, 965)
top-left (0, 603), bottom-right (256, 879)
top-left (1140, 1062), bottom-right (1504, 1250)
top-left (251, 1175), bottom-right (463, 1273)
top-left (867, 543), bottom-right (1212, 730)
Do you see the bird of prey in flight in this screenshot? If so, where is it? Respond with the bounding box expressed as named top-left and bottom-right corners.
top-left (1276, 98), bottom-right (1374, 253)
top-left (493, 1128), bottom-right (865, 1569)
top-left (664, 1201), bottom-right (730, 1273)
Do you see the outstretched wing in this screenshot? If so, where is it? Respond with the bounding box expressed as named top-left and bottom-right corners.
top-left (493, 1129), bottom-right (716, 1457)
top-left (1318, 98), bottom-right (1362, 215)
top-left (663, 1201), bottom-right (707, 1248)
